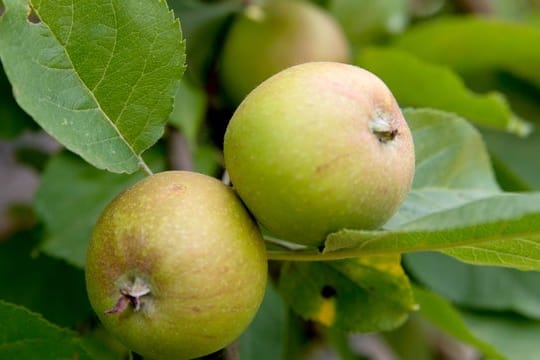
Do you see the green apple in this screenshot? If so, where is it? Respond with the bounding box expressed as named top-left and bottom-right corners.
top-left (85, 171), bottom-right (267, 359)
top-left (220, 0), bottom-right (350, 105)
top-left (224, 62), bottom-right (415, 247)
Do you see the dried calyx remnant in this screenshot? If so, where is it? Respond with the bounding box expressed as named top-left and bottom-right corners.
top-left (106, 276), bottom-right (151, 314)
top-left (370, 113), bottom-right (398, 143)
top-left (27, 7), bottom-right (41, 24)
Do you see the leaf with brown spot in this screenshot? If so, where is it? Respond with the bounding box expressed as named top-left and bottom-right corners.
top-left (277, 254), bottom-right (415, 332)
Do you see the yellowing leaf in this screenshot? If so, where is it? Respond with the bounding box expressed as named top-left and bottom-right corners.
top-left (277, 255), bottom-right (415, 332)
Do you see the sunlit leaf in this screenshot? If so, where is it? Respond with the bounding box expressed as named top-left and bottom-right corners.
top-left (393, 16), bottom-right (540, 89)
top-left (0, 0), bottom-right (185, 173)
top-left (324, 190), bottom-right (540, 270)
top-left (403, 108), bottom-right (499, 191)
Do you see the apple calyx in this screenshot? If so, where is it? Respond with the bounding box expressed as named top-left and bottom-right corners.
top-left (105, 276), bottom-right (151, 315)
top-left (370, 112), bottom-right (398, 144)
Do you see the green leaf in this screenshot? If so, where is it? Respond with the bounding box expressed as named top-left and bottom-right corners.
top-left (406, 252), bottom-right (540, 319)
top-left (79, 328), bottom-right (129, 360)
top-left (0, 300), bottom-right (92, 360)
top-left (464, 312), bottom-right (540, 360)
top-left (413, 287), bottom-right (504, 360)
top-left (393, 16), bottom-right (540, 89)
top-left (239, 283), bottom-right (286, 360)
top-left (483, 128), bottom-right (540, 190)
top-left (169, 79), bottom-right (207, 147)
top-left (0, 228), bottom-right (91, 327)
top-left (403, 108), bottom-right (499, 191)
top-left (356, 48), bottom-right (529, 135)
top-left (34, 150), bottom-right (165, 268)
top-left (170, 0), bottom-right (240, 85)
top-left (324, 190), bottom-right (540, 270)
top-left (277, 255), bottom-right (416, 332)
top-left (0, 0), bottom-right (185, 173)
top-left (328, 0), bottom-right (408, 48)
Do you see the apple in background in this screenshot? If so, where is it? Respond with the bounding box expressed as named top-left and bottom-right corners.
top-left (219, 0), bottom-right (350, 105)
top-left (224, 62), bottom-right (415, 247)
top-left (85, 171), bottom-right (267, 359)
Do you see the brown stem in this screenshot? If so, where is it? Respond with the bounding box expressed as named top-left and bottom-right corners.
top-left (168, 128), bottom-right (194, 171)
top-left (104, 296), bottom-right (130, 314)
top-left (452, 0), bottom-right (492, 14)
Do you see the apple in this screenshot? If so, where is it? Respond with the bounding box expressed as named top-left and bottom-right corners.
top-left (85, 171), bottom-right (268, 359)
top-left (223, 62), bottom-right (415, 247)
top-left (219, 0), bottom-right (350, 105)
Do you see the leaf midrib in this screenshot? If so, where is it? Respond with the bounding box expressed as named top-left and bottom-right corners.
top-left (34, 1), bottom-right (143, 169)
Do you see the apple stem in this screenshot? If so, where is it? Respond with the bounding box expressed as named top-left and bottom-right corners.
top-left (105, 276), bottom-right (151, 315)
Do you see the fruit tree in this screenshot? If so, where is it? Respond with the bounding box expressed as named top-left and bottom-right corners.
top-left (1, 0), bottom-right (540, 359)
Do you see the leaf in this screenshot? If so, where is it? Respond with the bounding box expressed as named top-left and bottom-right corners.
top-left (324, 190), bottom-right (540, 270)
top-left (0, 0), bottom-right (185, 173)
top-left (463, 312), bottom-right (540, 360)
top-left (277, 255), bottom-right (416, 332)
top-left (328, 0), bottom-right (408, 49)
top-left (413, 287), bottom-right (504, 360)
top-left (403, 108), bottom-right (499, 191)
top-left (239, 283), bottom-right (286, 360)
top-left (406, 252), bottom-right (540, 319)
top-left (483, 128), bottom-right (540, 190)
top-left (0, 228), bottom-right (91, 327)
top-left (490, 154), bottom-right (533, 192)
top-left (169, 79), bottom-right (207, 147)
top-left (80, 328), bottom-right (129, 360)
top-left (385, 188), bottom-right (496, 229)
top-left (0, 300), bottom-right (92, 360)
top-left (34, 150), bottom-right (165, 268)
top-left (356, 48), bottom-right (529, 135)
top-left (393, 16), bottom-right (540, 88)
top-left (170, 0), bottom-right (241, 85)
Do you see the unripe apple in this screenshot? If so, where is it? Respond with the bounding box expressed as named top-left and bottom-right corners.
top-left (224, 62), bottom-right (415, 247)
top-left (219, 0), bottom-right (350, 105)
top-left (85, 171), bottom-right (267, 359)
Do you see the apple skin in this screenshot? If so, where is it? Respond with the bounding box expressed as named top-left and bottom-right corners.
top-left (85, 171), bottom-right (267, 359)
top-left (220, 0), bottom-right (350, 105)
top-left (224, 62), bottom-right (415, 247)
